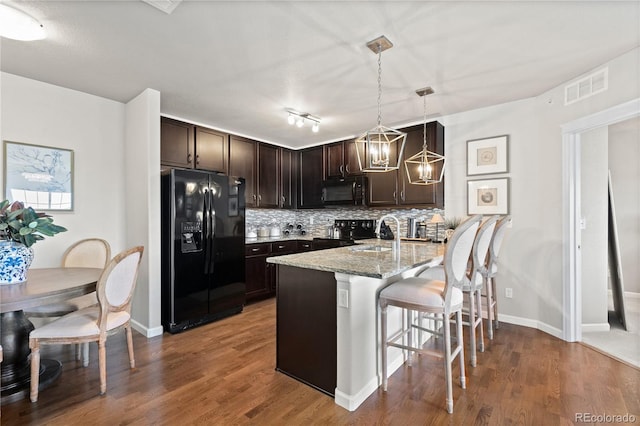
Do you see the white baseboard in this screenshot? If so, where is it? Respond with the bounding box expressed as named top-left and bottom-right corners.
top-left (497, 314), bottom-right (564, 339)
top-left (581, 323), bottom-right (611, 333)
top-left (131, 319), bottom-right (164, 338)
top-left (334, 349), bottom-right (405, 411)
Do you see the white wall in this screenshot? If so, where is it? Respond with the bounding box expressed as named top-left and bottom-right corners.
top-left (440, 46), bottom-right (640, 335)
top-left (1, 72), bottom-right (127, 265)
top-left (608, 116), bottom-right (640, 294)
top-left (1, 73), bottom-right (162, 336)
top-left (124, 89), bottom-right (163, 337)
top-left (580, 127), bottom-right (609, 329)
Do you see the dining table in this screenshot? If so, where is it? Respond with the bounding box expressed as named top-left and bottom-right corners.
top-left (0, 267), bottom-right (102, 404)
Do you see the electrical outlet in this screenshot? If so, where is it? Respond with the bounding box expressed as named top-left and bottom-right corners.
top-left (338, 289), bottom-right (349, 308)
top-left (309, 216), bottom-right (314, 225)
top-left (505, 288), bottom-right (513, 299)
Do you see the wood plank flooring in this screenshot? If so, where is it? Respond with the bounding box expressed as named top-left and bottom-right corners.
top-left (2, 298), bottom-right (639, 425)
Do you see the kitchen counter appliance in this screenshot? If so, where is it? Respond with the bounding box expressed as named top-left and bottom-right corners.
top-left (312, 219), bottom-right (377, 249)
top-left (161, 169), bottom-right (246, 334)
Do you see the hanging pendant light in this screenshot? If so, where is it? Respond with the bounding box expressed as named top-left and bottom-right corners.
top-left (404, 87), bottom-right (445, 185)
top-left (355, 36), bottom-right (407, 173)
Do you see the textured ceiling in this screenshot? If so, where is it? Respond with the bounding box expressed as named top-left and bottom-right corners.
top-left (1, 1), bottom-right (639, 148)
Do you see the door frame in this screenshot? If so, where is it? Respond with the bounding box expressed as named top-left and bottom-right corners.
top-left (561, 97), bottom-right (640, 342)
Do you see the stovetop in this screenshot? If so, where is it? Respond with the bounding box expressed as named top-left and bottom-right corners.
top-left (333, 219), bottom-right (377, 240)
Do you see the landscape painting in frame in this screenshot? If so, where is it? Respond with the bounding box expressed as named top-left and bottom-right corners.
top-left (3, 141), bottom-right (74, 211)
top-left (466, 135), bottom-right (509, 176)
top-left (467, 178), bottom-right (509, 215)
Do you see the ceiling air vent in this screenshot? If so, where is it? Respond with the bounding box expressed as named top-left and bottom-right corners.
top-left (564, 67), bottom-right (608, 105)
top-left (141, 0), bottom-right (182, 14)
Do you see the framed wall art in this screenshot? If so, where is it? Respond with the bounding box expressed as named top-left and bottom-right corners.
top-left (467, 177), bottom-right (509, 215)
top-left (3, 140), bottom-right (74, 211)
top-left (466, 135), bottom-right (509, 176)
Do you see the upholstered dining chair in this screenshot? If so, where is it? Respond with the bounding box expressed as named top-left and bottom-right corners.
top-left (25, 238), bottom-right (111, 365)
top-left (417, 215), bottom-right (499, 367)
top-left (29, 246), bottom-right (144, 402)
top-left (483, 215), bottom-right (510, 339)
top-left (379, 215), bottom-right (481, 414)
top-left (25, 238), bottom-right (111, 318)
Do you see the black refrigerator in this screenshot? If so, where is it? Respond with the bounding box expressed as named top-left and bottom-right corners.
top-left (161, 169), bottom-right (246, 333)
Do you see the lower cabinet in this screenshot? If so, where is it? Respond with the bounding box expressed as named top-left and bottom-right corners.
top-left (245, 240), bottom-right (298, 303)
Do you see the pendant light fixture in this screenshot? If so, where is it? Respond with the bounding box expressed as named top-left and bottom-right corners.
top-left (403, 87), bottom-right (445, 185)
top-left (355, 36), bottom-right (407, 173)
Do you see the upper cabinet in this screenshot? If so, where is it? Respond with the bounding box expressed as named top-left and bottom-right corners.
top-left (161, 117), bottom-right (194, 168)
top-left (161, 117), bottom-right (444, 210)
top-left (280, 148), bottom-right (298, 209)
top-left (194, 127), bottom-right (228, 174)
top-left (325, 139), bottom-right (362, 179)
top-left (229, 135), bottom-right (257, 207)
top-left (257, 143), bottom-right (280, 208)
top-left (398, 122), bottom-right (444, 207)
top-left (298, 146), bottom-right (324, 208)
top-left (161, 117), bottom-right (229, 174)
top-left (367, 121), bottom-right (445, 208)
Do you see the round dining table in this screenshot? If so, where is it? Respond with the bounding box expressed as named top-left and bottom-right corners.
top-left (0, 267), bottom-right (102, 404)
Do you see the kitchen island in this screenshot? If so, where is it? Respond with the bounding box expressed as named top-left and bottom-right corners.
top-left (267, 240), bottom-right (445, 411)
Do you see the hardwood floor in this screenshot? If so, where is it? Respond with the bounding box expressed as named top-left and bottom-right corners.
top-left (2, 298), bottom-right (639, 425)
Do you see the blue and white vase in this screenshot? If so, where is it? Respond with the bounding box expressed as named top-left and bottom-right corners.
top-left (0, 241), bottom-right (34, 285)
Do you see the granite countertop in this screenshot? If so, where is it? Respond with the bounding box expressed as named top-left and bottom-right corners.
top-left (266, 239), bottom-right (445, 279)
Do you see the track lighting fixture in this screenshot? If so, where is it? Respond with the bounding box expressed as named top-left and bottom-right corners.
top-left (286, 109), bottom-right (321, 133)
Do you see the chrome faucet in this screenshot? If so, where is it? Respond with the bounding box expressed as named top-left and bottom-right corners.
top-left (375, 214), bottom-right (401, 252)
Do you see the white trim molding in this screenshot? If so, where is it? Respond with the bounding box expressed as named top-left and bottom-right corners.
top-left (561, 98), bottom-right (640, 342)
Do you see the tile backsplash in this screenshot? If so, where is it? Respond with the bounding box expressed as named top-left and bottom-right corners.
top-left (246, 207), bottom-right (448, 239)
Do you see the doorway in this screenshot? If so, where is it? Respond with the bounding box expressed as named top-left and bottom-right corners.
top-left (561, 98), bottom-right (640, 343)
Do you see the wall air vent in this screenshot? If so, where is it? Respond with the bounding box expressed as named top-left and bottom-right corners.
top-left (141, 0), bottom-right (182, 14)
top-left (564, 67), bottom-right (608, 105)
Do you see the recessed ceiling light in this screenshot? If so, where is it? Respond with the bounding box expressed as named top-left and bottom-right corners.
top-left (0, 4), bottom-right (46, 41)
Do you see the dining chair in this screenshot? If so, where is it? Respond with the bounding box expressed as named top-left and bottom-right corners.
top-left (29, 246), bottom-right (144, 402)
top-left (25, 238), bottom-right (111, 317)
top-left (25, 238), bottom-right (111, 365)
top-left (416, 215), bottom-right (498, 367)
top-left (483, 215), bottom-right (511, 339)
top-left (379, 215), bottom-right (481, 414)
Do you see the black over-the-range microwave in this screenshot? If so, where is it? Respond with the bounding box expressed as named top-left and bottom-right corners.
top-left (321, 176), bottom-right (368, 206)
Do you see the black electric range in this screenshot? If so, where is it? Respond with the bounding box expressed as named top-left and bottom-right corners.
top-left (312, 219), bottom-right (377, 249)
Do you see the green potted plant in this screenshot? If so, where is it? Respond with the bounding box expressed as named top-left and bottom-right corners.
top-left (0, 200), bottom-right (67, 284)
top-left (444, 216), bottom-right (463, 242)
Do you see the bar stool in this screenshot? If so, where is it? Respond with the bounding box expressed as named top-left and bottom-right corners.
top-left (483, 215), bottom-right (510, 338)
top-left (417, 215), bottom-right (498, 367)
top-left (379, 214), bottom-right (481, 414)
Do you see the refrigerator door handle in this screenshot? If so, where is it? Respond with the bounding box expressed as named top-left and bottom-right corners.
top-left (203, 188), bottom-right (211, 274)
top-left (208, 189), bottom-right (215, 274)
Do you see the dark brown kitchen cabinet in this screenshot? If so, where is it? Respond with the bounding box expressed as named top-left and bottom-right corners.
top-left (325, 139), bottom-right (361, 178)
top-left (245, 241), bottom-right (297, 302)
top-left (229, 135), bottom-right (257, 207)
top-left (161, 117), bottom-right (194, 168)
top-left (367, 121), bottom-right (444, 208)
top-left (194, 127), bottom-right (228, 173)
top-left (296, 240), bottom-right (313, 252)
top-left (257, 143), bottom-right (280, 208)
top-left (245, 243), bottom-right (273, 301)
top-left (298, 146), bottom-right (324, 208)
top-left (367, 139), bottom-right (399, 206)
top-left (280, 148), bottom-right (298, 209)
top-left (398, 122), bottom-right (444, 207)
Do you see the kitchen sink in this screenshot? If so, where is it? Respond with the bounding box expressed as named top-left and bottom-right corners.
top-left (350, 245), bottom-right (392, 253)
